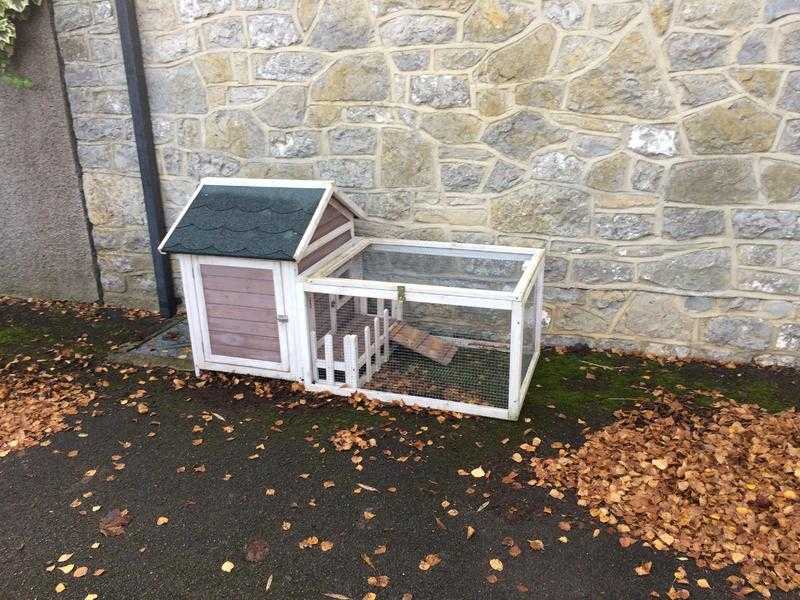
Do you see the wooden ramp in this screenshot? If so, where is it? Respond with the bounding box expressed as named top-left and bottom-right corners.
top-left (389, 321), bottom-right (458, 366)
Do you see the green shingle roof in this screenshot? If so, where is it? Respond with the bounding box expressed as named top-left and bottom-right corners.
top-left (160, 184), bottom-right (326, 260)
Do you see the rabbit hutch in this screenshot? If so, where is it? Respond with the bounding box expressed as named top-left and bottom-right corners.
top-left (160, 178), bottom-right (545, 420)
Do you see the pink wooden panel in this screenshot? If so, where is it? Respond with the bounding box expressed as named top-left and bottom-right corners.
top-left (204, 289), bottom-right (277, 309)
top-left (201, 264), bottom-right (273, 280)
top-left (311, 204), bottom-right (351, 242)
top-left (209, 344), bottom-right (282, 362)
top-left (209, 331), bottom-right (279, 350)
top-left (297, 231), bottom-right (352, 273)
top-left (207, 317), bottom-right (277, 336)
top-left (202, 275), bottom-right (274, 295)
top-left (206, 304), bottom-right (277, 322)
top-left (200, 263), bottom-right (282, 363)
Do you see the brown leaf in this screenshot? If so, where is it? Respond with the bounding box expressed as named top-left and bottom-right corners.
top-left (635, 561), bottom-right (652, 576)
top-left (245, 538), bottom-right (268, 562)
top-left (73, 566), bottom-right (88, 578)
top-left (99, 509), bottom-right (131, 537)
top-left (489, 558), bottom-right (503, 572)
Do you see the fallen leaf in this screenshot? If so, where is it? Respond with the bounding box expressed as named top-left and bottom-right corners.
top-left (635, 561), bottom-right (652, 576)
top-left (245, 538), bottom-right (268, 562)
top-left (466, 525), bottom-right (475, 539)
top-left (489, 558), bottom-right (503, 572)
top-left (99, 509), bottom-right (131, 537)
top-left (470, 466), bottom-right (486, 478)
top-left (320, 540), bottom-right (334, 552)
top-left (58, 564), bottom-right (74, 574)
top-left (418, 553), bottom-right (441, 571)
top-left (55, 583), bottom-right (66, 593)
top-left (57, 553), bottom-right (73, 563)
top-left (73, 566), bottom-right (88, 578)
top-left (697, 578), bottom-right (710, 589)
top-left (221, 560), bottom-right (234, 573)
top-left (528, 539), bottom-right (544, 551)
top-left (367, 575), bottom-right (389, 588)
top-left (156, 516), bottom-right (169, 526)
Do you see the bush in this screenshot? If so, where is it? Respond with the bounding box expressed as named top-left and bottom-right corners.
top-left (1, 0), bottom-right (41, 88)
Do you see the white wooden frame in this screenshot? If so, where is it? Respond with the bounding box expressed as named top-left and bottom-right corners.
top-left (179, 254), bottom-right (297, 380)
top-left (297, 237), bottom-right (545, 421)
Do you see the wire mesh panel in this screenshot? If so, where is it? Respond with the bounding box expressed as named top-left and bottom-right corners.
top-left (339, 245), bottom-right (525, 291)
top-left (300, 239), bottom-right (545, 419)
top-left (307, 290), bottom-right (513, 412)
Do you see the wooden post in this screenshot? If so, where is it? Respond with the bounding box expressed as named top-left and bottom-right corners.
top-left (373, 316), bottom-right (381, 368)
top-left (324, 334), bottom-right (334, 384)
top-left (310, 329), bottom-right (318, 379)
top-left (344, 334), bottom-right (358, 388)
top-left (533, 264), bottom-right (544, 352)
top-left (377, 298), bottom-right (385, 316)
top-left (507, 302), bottom-right (524, 419)
top-left (364, 326), bottom-right (373, 380)
top-left (328, 294), bottom-right (338, 335)
top-left (382, 308), bottom-right (390, 359)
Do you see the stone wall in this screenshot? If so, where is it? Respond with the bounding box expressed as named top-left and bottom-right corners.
top-left (51, 0), bottom-right (800, 366)
top-left (0, 4), bottom-right (99, 303)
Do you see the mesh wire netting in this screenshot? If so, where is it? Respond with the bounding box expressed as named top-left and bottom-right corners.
top-left (338, 247), bottom-right (526, 292)
top-left (309, 291), bottom-right (512, 409)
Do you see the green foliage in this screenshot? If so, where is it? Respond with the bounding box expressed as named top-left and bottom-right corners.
top-left (0, 0), bottom-right (41, 88)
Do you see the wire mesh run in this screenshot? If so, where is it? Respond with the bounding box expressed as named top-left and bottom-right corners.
top-left (308, 291), bottom-right (512, 410)
top-left (337, 246), bottom-right (525, 291)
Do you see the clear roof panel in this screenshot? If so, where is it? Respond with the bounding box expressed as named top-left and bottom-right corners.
top-left (335, 244), bottom-right (533, 292)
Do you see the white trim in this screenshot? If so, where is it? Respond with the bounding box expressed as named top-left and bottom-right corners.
top-left (300, 221), bottom-right (354, 258)
top-left (302, 277), bottom-right (516, 310)
top-left (304, 383), bottom-right (512, 421)
top-left (330, 190), bottom-right (367, 220)
top-left (366, 237), bottom-right (544, 258)
top-left (297, 237), bottom-right (370, 280)
top-left (158, 181), bottom-right (205, 254)
top-left (195, 360), bottom-right (299, 380)
top-left (507, 300), bottom-right (524, 418)
top-left (293, 183), bottom-right (335, 261)
top-left (192, 255), bottom-right (290, 372)
top-left (178, 253), bottom-right (205, 377)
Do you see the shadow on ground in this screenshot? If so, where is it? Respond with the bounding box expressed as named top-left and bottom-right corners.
top-left (0, 299), bottom-right (797, 599)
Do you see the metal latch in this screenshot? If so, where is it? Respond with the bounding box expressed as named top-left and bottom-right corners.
top-left (277, 314), bottom-right (289, 323)
top-left (397, 285), bottom-right (405, 303)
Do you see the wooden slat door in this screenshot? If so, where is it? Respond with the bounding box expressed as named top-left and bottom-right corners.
top-left (193, 258), bottom-right (290, 372)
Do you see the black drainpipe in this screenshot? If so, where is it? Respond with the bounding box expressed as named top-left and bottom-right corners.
top-left (115, 0), bottom-right (176, 318)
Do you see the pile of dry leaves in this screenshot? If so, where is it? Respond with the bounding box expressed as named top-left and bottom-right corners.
top-left (0, 366), bottom-right (96, 454)
top-left (530, 392), bottom-right (800, 597)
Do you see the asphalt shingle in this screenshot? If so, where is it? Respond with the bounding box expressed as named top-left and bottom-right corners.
top-left (161, 184), bottom-right (326, 260)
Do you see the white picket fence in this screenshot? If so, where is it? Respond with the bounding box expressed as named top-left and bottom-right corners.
top-left (311, 308), bottom-right (392, 388)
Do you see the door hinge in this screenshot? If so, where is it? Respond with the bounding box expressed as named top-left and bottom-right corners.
top-left (277, 314), bottom-right (289, 323)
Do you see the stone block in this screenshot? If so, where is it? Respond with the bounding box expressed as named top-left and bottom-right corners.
top-left (308, 0), bottom-right (373, 51)
top-left (665, 32), bottom-right (731, 71)
top-left (572, 259), bottom-right (634, 284)
top-left (311, 53), bottom-right (389, 101)
top-left (490, 182), bottom-right (590, 236)
top-left (530, 151), bottom-right (584, 183)
top-left (595, 213), bottom-right (654, 241)
top-left (328, 127), bottom-right (377, 155)
top-left (440, 163), bottom-right (485, 192)
top-left (410, 75), bottom-right (470, 108)
top-left (464, 0), bottom-right (536, 42)
top-left (706, 317), bottom-right (773, 350)
top-left (316, 158), bottom-right (374, 189)
top-left (482, 111), bottom-right (568, 161)
top-left (733, 209), bottom-right (800, 240)
top-left (379, 15), bottom-right (457, 46)
top-left (665, 159), bottom-right (757, 205)
top-left (639, 249), bottom-right (731, 292)
top-left (663, 207), bottom-right (725, 240)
